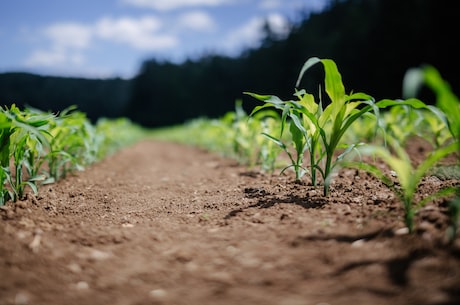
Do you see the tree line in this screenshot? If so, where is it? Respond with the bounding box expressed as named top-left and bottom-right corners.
top-left (1, 0), bottom-right (458, 127)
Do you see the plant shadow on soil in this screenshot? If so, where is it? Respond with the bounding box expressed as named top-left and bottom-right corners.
top-left (224, 184), bottom-right (328, 220)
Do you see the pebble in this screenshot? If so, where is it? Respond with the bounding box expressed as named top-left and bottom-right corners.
top-left (351, 239), bottom-right (366, 248)
top-left (67, 262), bottom-right (82, 273)
top-left (75, 281), bottom-right (89, 290)
top-left (394, 227), bottom-right (409, 235)
top-left (150, 289), bottom-right (167, 298)
top-left (14, 291), bottom-right (30, 305)
top-left (89, 249), bottom-right (111, 260)
top-left (77, 248), bottom-right (112, 261)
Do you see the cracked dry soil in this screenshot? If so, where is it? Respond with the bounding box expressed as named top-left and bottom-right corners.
top-left (1, 139), bottom-right (460, 305)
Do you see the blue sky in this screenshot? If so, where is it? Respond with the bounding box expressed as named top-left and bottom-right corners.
top-left (0, 0), bottom-right (328, 79)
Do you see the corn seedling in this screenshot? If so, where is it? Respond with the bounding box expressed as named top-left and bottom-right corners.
top-left (0, 104), bottom-right (53, 202)
top-left (231, 101), bottom-right (281, 171)
top-left (342, 112), bottom-right (380, 145)
top-left (404, 65), bottom-right (460, 239)
top-left (257, 113), bottom-right (282, 173)
top-left (348, 135), bottom-right (457, 233)
top-left (382, 104), bottom-right (425, 145)
top-left (46, 107), bottom-right (93, 181)
top-left (228, 100), bottom-right (262, 166)
top-left (0, 104), bottom-right (147, 205)
top-left (0, 167), bottom-right (8, 205)
top-left (246, 57), bottom-right (383, 195)
top-left (404, 65), bottom-right (460, 144)
top-left (0, 111), bottom-right (11, 204)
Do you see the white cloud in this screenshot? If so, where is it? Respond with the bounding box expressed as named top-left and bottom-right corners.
top-left (24, 15), bottom-right (180, 69)
top-left (95, 16), bottom-right (178, 50)
top-left (223, 13), bottom-right (289, 52)
top-left (43, 23), bottom-right (92, 50)
top-left (265, 13), bottom-right (290, 36)
top-left (225, 18), bottom-right (262, 50)
top-left (24, 22), bottom-right (90, 68)
top-left (121, 0), bottom-right (231, 11)
top-left (176, 11), bottom-right (216, 31)
top-left (259, 0), bottom-right (328, 13)
top-left (25, 48), bottom-right (85, 67)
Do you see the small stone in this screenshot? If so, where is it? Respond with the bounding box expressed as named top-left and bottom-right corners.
top-left (150, 289), bottom-right (167, 298)
top-left (394, 227), bottom-right (409, 235)
top-left (14, 291), bottom-right (30, 305)
top-left (77, 248), bottom-right (112, 261)
top-left (28, 231), bottom-right (42, 253)
top-left (67, 262), bottom-right (82, 273)
top-left (351, 239), bottom-right (366, 248)
top-left (75, 281), bottom-right (89, 290)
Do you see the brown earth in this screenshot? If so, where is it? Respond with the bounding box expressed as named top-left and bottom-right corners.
top-left (1, 139), bottom-right (459, 305)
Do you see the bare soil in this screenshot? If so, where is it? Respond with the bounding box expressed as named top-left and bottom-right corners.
top-left (1, 139), bottom-right (459, 305)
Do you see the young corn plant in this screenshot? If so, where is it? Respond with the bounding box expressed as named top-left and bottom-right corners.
top-left (349, 136), bottom-right (458, 233)
top-left (0, 111), bottom-right (12, 205)
top-left (0, 104), bottom-right (53, 202)
top-left (417, 110), bottom-right (453, 148)
top-left (0, 167), bottom-right (8, 206)
top-left (246, 57), bottom-right (381, 195)
top-left (257, 112), bottom-right (282, 173)
top-left (231, 101), bottom-right (281, 171)
top-left (404, 65), bottom-right (460, 240)
top-left (0, 104), bottom-right (148, 205)
top-left (342, 112), bottom-right (380, 145)
top-left (382, 104), bottom-right (424, 146)
top-left (404, 65), bottom-right (460, 144)
top-left (46, 107), bottom-right (96, 182)
top-left (229, 100), bottom-right (262, 167)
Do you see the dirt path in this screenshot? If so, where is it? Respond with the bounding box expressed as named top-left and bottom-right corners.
top-left (1, 140), bottom-right (459, 305)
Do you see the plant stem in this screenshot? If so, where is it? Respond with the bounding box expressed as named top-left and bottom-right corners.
top-left (323, 152), bottom-right (334, 196)
top-left (310, 151), bottom-right (316, 186)
top-left (404, 197), bottom-right (415, 233)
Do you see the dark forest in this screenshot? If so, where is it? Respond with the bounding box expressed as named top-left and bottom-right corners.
top-left (0, 0), bottom-right (458, 127)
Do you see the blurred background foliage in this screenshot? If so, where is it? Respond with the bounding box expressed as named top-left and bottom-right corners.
top-left (0, 0), bottom-right (457, 127)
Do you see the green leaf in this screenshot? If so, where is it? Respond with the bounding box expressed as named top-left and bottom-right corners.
top-left (414, 141), bottom-right (458, 185)
top-left (262, 133), bottom-right (285, 149)
top-left (322, 58), bottom-right (346, 112)
top-left (296, 57), bottom-right (321, 88)
top-left (244, 92), bottom-right (284, 106)
top-left (376, 98), bottom-right (428, 109)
